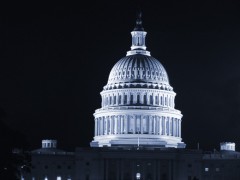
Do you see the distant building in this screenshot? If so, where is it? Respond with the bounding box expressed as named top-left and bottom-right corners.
top-left (25, 140), bottom-right (75, 180)
top-left (22, 13), bottom-right (240, 180)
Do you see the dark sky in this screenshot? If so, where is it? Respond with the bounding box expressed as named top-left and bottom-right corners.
top-left (1, 1), bottom-right (240, 151)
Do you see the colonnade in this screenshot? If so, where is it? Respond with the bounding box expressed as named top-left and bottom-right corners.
top-left (95, 115), bottom-right (181, 138)
top-left (101, 90), bottom-right (175, 108)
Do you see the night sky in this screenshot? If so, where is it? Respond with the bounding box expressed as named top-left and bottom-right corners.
top-left (1, 1), bottom-right (240, 151)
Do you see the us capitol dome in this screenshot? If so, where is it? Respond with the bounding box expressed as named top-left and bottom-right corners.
top-left (90, 13), bottom-right (186, 148)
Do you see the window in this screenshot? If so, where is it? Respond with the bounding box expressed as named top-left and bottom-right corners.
top-left (216, 168), bottom-right (220, 172)
top-left (205, 167), bottom-right (209, 172)
top-left (119, 95), bottom-right (121, 104)
top-left (136, 173), bottom-right (141, 180)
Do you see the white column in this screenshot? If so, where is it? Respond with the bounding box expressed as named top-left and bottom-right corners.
top-left (140, 93), bottom-right (144, 104)
top-left (112, 116), bottom-right (115, 134)
top-left (105, 117), bottom-right (108, 135)
top-left (169, 117), bottom-right (172, 136)
top-left (153, 116), bottom-right (156, 134)
top-left (159, 94), bottom-right (161, 105)
top-left (176, 118), bottom-right (179, 137)
top-left (147, 93), bottom-right (150, 105)
top-left (133, 115), bottom-right (136, 134)
top-left (99, 118), bottom-right (102, 135)
top-left (140, 115), bottom-right (143, 134)
top-left (125, 115), bottom-right (128, 134)
top-left (153, 93), bottom-right (156, 105)
top-left (120, 116), bottom-right (124, 134)
top-left (179, 119), bottom-right (182, 137)
top-left (99, 118), bottom-right (101, 136)
top-left (133, 92), bottom-right (137, 104)
top-left (97, 118), bottom-right (101, 136)
top-left (177, 119), bottom-right (180, 137)
top-left (175, 118), bottom-right (177, 137)
top-left (168, 117), bottom-right (170, 135)
top-left (110, 116), bottom-right (113, 135)
top-left (114, 116), bottom-right (117, 134)
top-left (101, 117), bottom-right (104, 135)
top-left (102, 117), bottom-right (105, 135)
top-left (115, 93), bottom-right (119, 105)
top-left (122, 93), bottom-right (124, 105)
top-left (149, 116), bottom-right (152, 134)
top-left (173, 97), bottom-right (175, 108)
top-left (94, 118), bottom-right (97, 136)
top-left (164, 117), bottom-right (167, 135)
top-left (117, 115), bottom-right (120, 134)
top-left (172, 118), bottom-right (176, 136)
top-left (127, 92), bottom-right (130, 104)
top-left (159, 116), bottom-right (162, 135)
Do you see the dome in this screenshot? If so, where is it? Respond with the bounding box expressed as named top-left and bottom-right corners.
top-left (108, 54), bottom-right (169, 85)
top-left (90, 12), bottom-right (185, 149)
top-left (107, 54), bottom-right (169, 85)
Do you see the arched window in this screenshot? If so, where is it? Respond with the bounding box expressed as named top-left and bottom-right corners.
top-left (166, 118), bottom-right (169, 135)
top-left (137, 94), bottom-right (140, 104)
top-left (119, 95), bottom-right (121, 104)
top-left (124, 94), bottom-right (127, 104)
top-left (144, 94), bottom-right (147, 105)
top-left (155, 96), bottom-right (158, 105)
top-left (109, 96), bottom-right (112, 105)
top-left (130, 94), bottom-right (134, 104)
top-left (150, 95), bottom-right (153, 105)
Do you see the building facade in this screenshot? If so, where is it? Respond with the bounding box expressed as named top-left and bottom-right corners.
top-left (23, 14), bottom-right (240, 180)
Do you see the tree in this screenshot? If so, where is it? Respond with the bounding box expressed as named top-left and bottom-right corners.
top-left (0, 108), bottom-right (31, 180)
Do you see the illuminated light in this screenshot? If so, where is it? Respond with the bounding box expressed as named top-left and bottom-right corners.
top-left (57, 176), bottom-right (61, 180)
top-left (220, 142), bottom-right (235, 151)
top-left (136, 172), bottom-right (141, 179)
top-left (205, 168), bottom-right (209, 172)
top-left (44, 177), bottom-right (48, 180)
